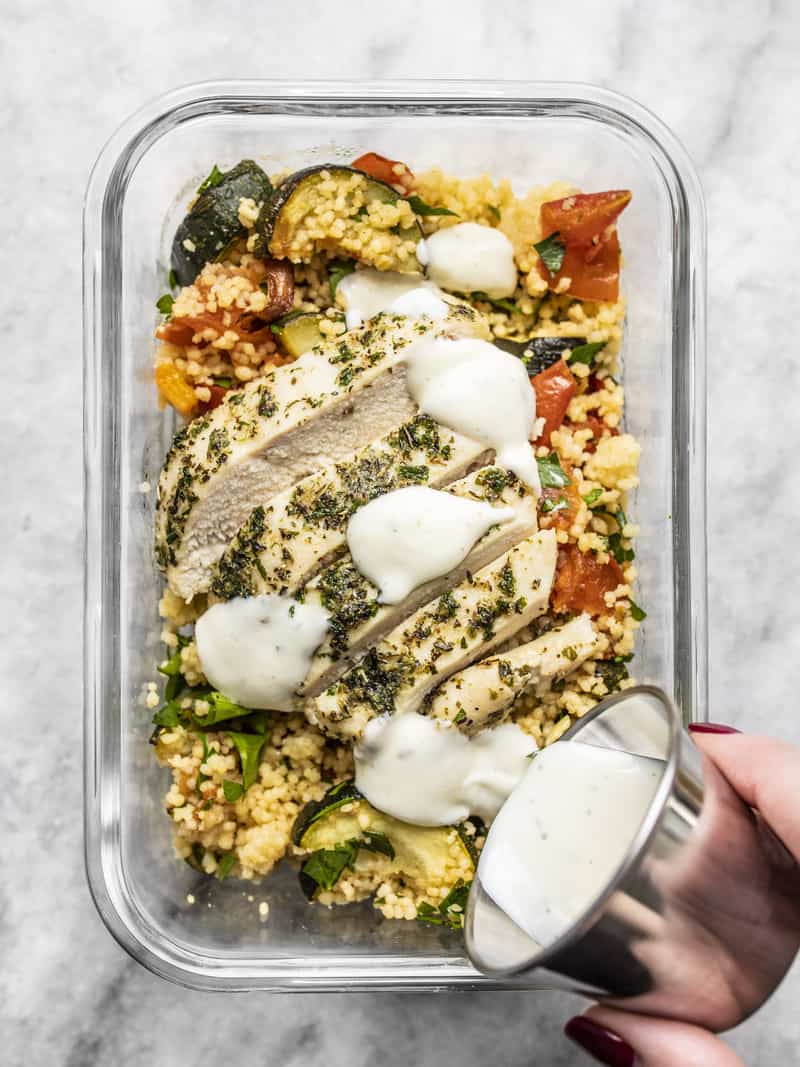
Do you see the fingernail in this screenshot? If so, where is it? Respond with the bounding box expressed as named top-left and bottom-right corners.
top-left (688, 722), bottom-right (740, 735)
top-left (564, 1016), bottom-right (636, 1067)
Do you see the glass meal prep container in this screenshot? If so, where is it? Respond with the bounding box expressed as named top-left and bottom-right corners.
top-left (83, 80), bottom-right (707, 991)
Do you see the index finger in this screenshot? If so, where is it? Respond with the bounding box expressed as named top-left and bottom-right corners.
top-left (689, 731), bottom-right (800, 861)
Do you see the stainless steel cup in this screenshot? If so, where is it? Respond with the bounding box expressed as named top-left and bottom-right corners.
top-left (465, 686), bottom-right (800, 1030)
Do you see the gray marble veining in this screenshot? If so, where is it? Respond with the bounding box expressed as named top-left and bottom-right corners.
top-left (2, 1), bottom-right (799, 1064)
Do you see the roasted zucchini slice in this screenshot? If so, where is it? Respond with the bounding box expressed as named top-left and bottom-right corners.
top-left (495, 336), bottom-right (588, 377)
top-left (171, 160), bottom-right (274, 286)
top-left (270, 311), bottom-right (332, 358)
top-left (292, 780), bottom-right (476, 902)
top-left (264, 165), bottom-right (423, 273)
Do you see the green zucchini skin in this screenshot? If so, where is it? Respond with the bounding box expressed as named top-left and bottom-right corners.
top-left (271, 311), bottom-right (328, 358)
top-left (495, 336), bottom-right (588, 377)
top-left (171, 160), bottom-right (274, 286)
top-left (291, 779), bottom-right (363, 847)
top-left (263, 165), bottom-right (423, 269)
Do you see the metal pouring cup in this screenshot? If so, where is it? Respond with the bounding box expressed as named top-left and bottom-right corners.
top-left (465, 686), bottom-right (800, 1030)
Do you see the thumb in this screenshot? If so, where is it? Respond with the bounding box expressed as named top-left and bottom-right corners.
top-left (564, 1006), bottom-right (745, 1067)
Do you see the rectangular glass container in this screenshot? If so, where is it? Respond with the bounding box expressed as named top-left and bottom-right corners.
top-left (83, 80), bottom-right (707, 991)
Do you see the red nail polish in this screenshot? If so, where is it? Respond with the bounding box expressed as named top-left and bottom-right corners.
top-left (688, 722), bottom-right (740, 735)
top-left (564, 1016), bottom-right (636, 1067)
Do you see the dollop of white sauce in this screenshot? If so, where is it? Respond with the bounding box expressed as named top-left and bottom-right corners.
top-left (337, 268), bottom-right (448, 330)
top-left (354, 712), bottom-right (537, 826)
top-left (424, 222), bottom-right (518, 299)
top-left (346, 485), bottom-right (515, 605)
top-left (478, 741), bottom-right (664, 948)
top-left (195, 595), bottom-right (329, 711)
top-left (406, 337), bottom-right (540, 491)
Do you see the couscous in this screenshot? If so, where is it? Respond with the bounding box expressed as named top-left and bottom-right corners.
top-left (148, 152), bottom-right (640, 929)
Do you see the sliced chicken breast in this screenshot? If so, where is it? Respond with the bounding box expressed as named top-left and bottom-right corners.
top-left (156, 302), bottom-right (488, 600)
top-left (426, 614), bottom-right (600, 734)
top-left (307, 529), bottom-right (557, 741)
top-left (299, 466), bottom-right (539, 697)
top-left (210, 415), bottom-right (491, 601)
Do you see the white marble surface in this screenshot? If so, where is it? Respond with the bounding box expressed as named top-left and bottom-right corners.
top-left (3, 1), bottom-right (800, 1063)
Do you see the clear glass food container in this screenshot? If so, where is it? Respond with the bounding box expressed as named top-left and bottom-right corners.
top-left (83, 80), bottom-right (707, 991)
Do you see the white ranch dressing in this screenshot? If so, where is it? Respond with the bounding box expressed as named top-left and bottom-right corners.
top-left (406, 338), bottom-right (540, 491)
top-left (336, 268), bottom-right (448, 330)
top-left (195, 595), bottom-right (329, 711)
top-left (478, 741), bottom-right (664, 949)
top-left (354, 712), bottom-right (537, 826)
top-left (346, 485), bottom-right (515, 604)
top-left (422, 222), bottom-right (518, 298)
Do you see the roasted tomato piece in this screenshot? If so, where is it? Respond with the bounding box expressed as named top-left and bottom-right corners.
top-left (351, 152), bottom-right (415, 193)
top-left (551, 544), bottom-right (624, 617)
top-left (197, 384), bottom-right (230, 415)
top-left (154, 363), bottom-right (197, 417)
top-left (566, 413), bottom-right (618, 454)
top-left (538, 479), bottom-right (582, 532)
top-left (537, 190), bottom-right (631, 302)
top-left (531, 360), bottom-right (576, 444)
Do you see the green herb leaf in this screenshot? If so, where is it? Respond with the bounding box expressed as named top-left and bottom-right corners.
top-left (405, 194), bottom-right (458, 217)
top-left (583, 488), bottom-right (603, 507)
top-left (537, 452), bottom-right (571, 489)
top-left (453, 709), bottom-right (467, 724)
top-left (567, 341), bottom-right (606, 367)
top-left (301, 843), bottom-right (358, 892)
top-left (212, 376), bottom-right (234, 388)
top-left (227, 730), bottom-right (271, 791)
top-left (416, 879), bottom-right (471, 930)
top-left (168, 269), bottom-right (178, 290)
top-left (360, 831), bottom-right (395, 859)
top-left (196, 164), bottom-right (224, 196)
top-left (594, 658), bottom-right (630, 692)
top-left (533, 231), bottom-right (566, 276)
top-left (540, 495), bottom-right (569, 514)
top-left (470, 291), bottom-right (518, 314)
top-left (191, 690), bottom-right (254, 729)
top-left (196, 734), bottom-right (212, 790)
top-left (157, 648), bottom-right (183, 677)
top-left (156, 293), bottom-right (174, 316)
top-left (606, 532), bottom-right (635, 565)
top-left (329, 260), bottom-right (356, 299)
top-left (397, 464), bottom-right (429, 483)
top-left (487, 204), bottom-right (501, 222)
top-left (151, 701), bottom-right (181, 728)
top-left (223, 779), bottom-right (244, 802)
top-left (629, 599), bottom-right (647, 621)
top-left (216, 852), bottom-right (236, 880)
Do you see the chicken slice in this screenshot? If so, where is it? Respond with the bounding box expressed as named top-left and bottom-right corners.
top-left (156, 302), bottom-right (488, 601)
top-left (307, 529), bottom-right (557, 741)
top-left (426, 614), bottom-right (600, 734)
top-left (209, 415), bottom-right (490, 601)
top-left (299, 467), bottom-right (539, 697)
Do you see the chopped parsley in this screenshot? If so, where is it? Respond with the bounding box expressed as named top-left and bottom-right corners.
top-left (156, 293), bottom-right (174, 316)
top-left (540, 495), bottom-right (569, 515)
top-left (594, 657), bottom-right (630, 692)
top-left (397, 464), bottom-right (429, 483)
top-left (328, 260), bottom-right (356, 299)
top-left (583, 487), bottom-right (603, 507)
top-left (533, 231), bottom-right (566, 276)
top-left (405, 194), bottom-right (458, 217)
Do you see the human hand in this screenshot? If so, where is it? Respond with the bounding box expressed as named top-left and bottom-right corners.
top-left (564, 725), bottom-right (800, 1066)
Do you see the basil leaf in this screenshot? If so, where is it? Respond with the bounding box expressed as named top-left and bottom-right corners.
top-left (156, 293), bottom-right (174, 316)
top-left (405, 194), bottom-right (458, 217)
top-left (216, 852), bottom-right (236, 880)
top-left (361, 831), bottom-right (395, 859)
top-left (157, 648), bottom-right (183, 677)
top-left (196, 734), bottom-right (212, 790)
top-left (227, 730), bottom-right (270, 791)
top-left (533, 232), bottom-right (566, 276)
top-left (212, 375), bottom-right (234, 388)
top-left (196, 164), bottom-right (224, 196)
top-left (192, 690), bottom-right (253, 729)
top-left (168, 269), bottom-right (178, 290)
top-left (416, 879), bottom-right (471, 930)
top-left (594, 658), bottom-right (630, 692)
top-left (537, 452), bottom-right (571, 489)
top-left (583, 488), bottom-right (603, 507)
top-left (606, 532), bottom-right (635, 565)
top-left (540, 495), bottom-right (569, 515)
top-left (328, 260), bottom-right (356, 299)
top-left (471, 291), bottom-right (518, 314)
top-left (629, 599), bottom-right (647, 621)
top-left (301, 843), bottom-right (358, 892)
top-left (151, 701), bottom-right (181, 728)
top-left (487, 204), bottom-right (501, 222)
top-left (567, 341), bottom-right (606, 367)
top-left (223, 779), bottom-right (244, 802)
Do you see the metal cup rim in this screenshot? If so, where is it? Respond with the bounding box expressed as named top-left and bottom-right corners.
top-left (466, 684), bottom-right (684, 978)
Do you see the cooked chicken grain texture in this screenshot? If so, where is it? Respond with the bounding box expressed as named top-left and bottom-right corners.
top-left (298, 465), bottom-right (540, 697)
top-left (155, 301), bottom-right (489, 601)
top-left (307, 530), bottom-right (558, 741)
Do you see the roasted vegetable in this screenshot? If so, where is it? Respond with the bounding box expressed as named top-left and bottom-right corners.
top-left (171, 160), bottom-right (274, 286)
top-left (264, 165), bottom-right (423, 272)
top-left (270, 311), bottom-right (328, 358)
top-left (535, 190), bottom-right (632, 302)
top-left (351, 152), bottom-right (415, 193)
top-left (154, 362), bottom-right (197, 417)
top-left (494, 336), bottom-right (588, 378)
top-left (531, 360), bottom-right (577, 444)
top-left (551, 543), bottom-right (624, 617)
top-left (292, 780), bottom-right (476, 902)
